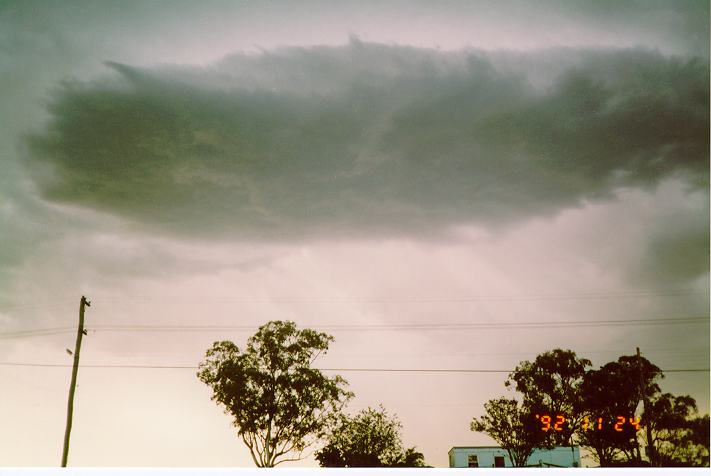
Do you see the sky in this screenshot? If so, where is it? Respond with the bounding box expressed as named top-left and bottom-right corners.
top-left (0, 0), bottom-right (708, 468)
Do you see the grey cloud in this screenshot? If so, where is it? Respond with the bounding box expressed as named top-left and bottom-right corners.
top-left (642, 222), bottom-right (709, 286)
top-left (544, 0), bottom-right (709, 57)
top-left (632, 202), bottom-right (710, 288)
top-left (0, 191), bottom-right (77, 309)
top-left (24, 42), bottom-right (709, 240)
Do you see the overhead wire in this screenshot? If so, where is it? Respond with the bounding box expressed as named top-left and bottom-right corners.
top-left (0, 361), bottom-right (707, 373)
top-left (90, 316), bottom-right (708, 332)
top-left (1, 315), bottom-right (707, 339)
top-left (1, 290), bottom-right (705, 320)
top-left (2, 290), bottom-right (706, 339)
top-left (87, 289), bottom-right (708, 303)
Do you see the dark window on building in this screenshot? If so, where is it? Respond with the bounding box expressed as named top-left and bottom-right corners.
top-left (494, 456), bottom-right (505, 467)
top-left (468, 455), bottom-right (479, 467)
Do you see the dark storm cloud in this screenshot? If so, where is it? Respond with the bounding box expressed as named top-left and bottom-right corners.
top-left (24, 42), bottom-right (709, 240)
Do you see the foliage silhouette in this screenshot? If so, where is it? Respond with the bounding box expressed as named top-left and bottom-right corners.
top-left (471, 397), bottom-right (547, 467)
top-left (197, 320), bottom-right (353, 467)
top-left (644, 393), bottom-right (709, 467)
top-left (315, 405), bottom-right (428, 467)
top-left (577, 355), bottom-right (662, 466)
top-left (506, 348), bottom-right (591, 462)
top-left (471, 347), bottom-right (708, 468)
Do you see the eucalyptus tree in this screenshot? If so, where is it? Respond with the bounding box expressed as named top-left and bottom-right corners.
top-left (471, 397), bottom-right (548, 467)
top-left (506, 348), bottom-right (591, 461)
top-left (316, 405), bottom-right (428, 467)
top-left (198, 320), bottom-right (352, 467)
top-left (577, 355), bottom-right (662, 466)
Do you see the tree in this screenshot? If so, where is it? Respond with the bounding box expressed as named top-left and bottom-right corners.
top-left (683, 415), bottom-right (710, 466)
top-left (471, 397), bottom-right (546, 467)
top-left (315, 405), bottom-right (428, 467)
top-left (577, 355), bottom-right (662, 466)
top-left (644, 393), bottom-right (709, 467)
top-left (506, 349), bottom-right (591, 462)
top-left (507, 349), bottom-right (592, 443)
top-left (395, 447), bottom-right (429, 467)
top-left (197, 320), bottom-right (353, 467)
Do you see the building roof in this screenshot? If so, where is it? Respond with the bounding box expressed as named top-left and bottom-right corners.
top-left (449, 446), bottom-right (507, 450)
top-left (449, 445), bottom-right (579, 451)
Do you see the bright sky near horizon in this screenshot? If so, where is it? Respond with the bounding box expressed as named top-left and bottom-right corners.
top-left (0, 0), bottom-right (708, 468)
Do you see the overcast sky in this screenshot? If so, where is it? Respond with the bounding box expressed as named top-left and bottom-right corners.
top-left (0, 0), bottom-right (708, 468)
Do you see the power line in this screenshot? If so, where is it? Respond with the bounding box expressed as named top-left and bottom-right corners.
top-left (1, 315), bottom-right (707, 339)
top-left (0, 361), bottom-right (707, 373)
top-left (93, 316), bottom-right (708, 331)
top-left (0, 327), bottom-right (75, 338)
top-left (0, 299), bottom-right (75, 311)
top-left (89, 290), bottom-right (708, 303)
top-left (0, 362), bottom-right (196, 369)
top-left (3, 289), bottom-right (705, 312)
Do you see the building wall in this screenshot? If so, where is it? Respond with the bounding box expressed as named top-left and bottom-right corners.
top-left (449, 447), bottom-right (510, 468)
top-left (448, 446), bottom-right (580, 468)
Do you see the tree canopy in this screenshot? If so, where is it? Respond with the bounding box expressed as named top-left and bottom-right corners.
top-left (645, 393), bottom-right (709, 467)
top-left (506, 348), bottom-right (591, 450)
top-left (471, 348), bottom-right (707, 468)
top-left (197, 320), bottom-right (353, 467)
top-left (577, 355), bottom-right (661, 465)
top-left (315, 405), bottom-right (428, 467)
top-left (471, 397), bottom-right (546, 467)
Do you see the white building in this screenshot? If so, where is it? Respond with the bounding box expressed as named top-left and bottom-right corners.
top-left (449, 446), bottom-right (580, 468)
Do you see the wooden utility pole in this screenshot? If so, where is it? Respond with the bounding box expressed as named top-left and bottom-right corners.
top-left (61, 295), bottom-right (90, 467)
top-left (637, 347), bottom-right (656, 467)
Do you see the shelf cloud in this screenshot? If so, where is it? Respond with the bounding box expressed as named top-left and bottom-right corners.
top-left (25, 42), bottom-right (708, 240)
